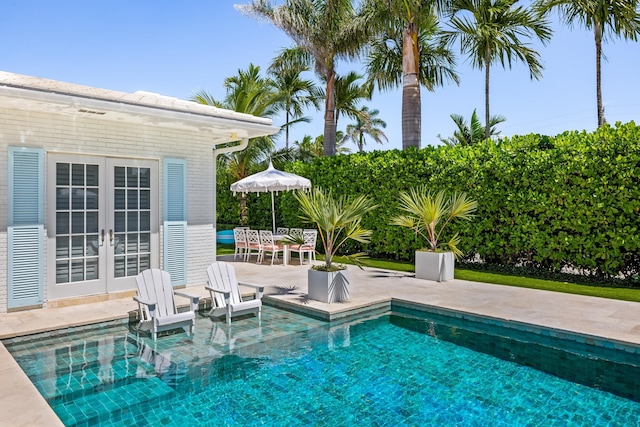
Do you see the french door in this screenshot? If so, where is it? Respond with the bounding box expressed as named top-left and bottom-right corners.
top-left (47, 154), bottom-right (159, 299)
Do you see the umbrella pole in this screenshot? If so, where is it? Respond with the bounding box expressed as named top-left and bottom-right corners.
top-left (271, 191), bottom-right (276, 232)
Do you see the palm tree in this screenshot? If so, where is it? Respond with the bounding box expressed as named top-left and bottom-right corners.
top-left (268, 55), bottom-right (322, 149)
top-left (438, 108), bottom-right (505, 145)
top-left (444, 0), bottom-right (552, 139)
top-left (333, 71), bottom-right (373, 128)
top-left (192, 64), bottom-right (278, 225)
top-left (345, 106), bottom-right (389, 152)
top-left (535, 0), bottom-right (640, 127)
top-left (237, 0), bottom-right (376, 156)
top-left (293, 133), bottom-right (351, 161)
top-left (367, 1), bottom-right (459, 149)
top-left (390, 187), bottom-right (478, 258)
top-left (294, 187), bottom-right (378, 270)
top-left (293, 135), bottom-right (322, 162)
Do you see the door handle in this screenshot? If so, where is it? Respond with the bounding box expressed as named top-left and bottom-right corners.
top-left (109, 229), bottom-right (114, 246)
top-left (99, 229), bottom-right (105, 246)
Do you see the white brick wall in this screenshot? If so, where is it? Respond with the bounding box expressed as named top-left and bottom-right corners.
top-left (0, 107), bottom-right (218, 312)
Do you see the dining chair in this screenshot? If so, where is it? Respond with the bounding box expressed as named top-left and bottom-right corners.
top-left (290, 229), bottom-right (317, 265)
top-left (275, 227), bottom-right (289, 236)
top-left (232, 228), bottom-right (248, 260)
top-left (289, 228), bottom-right (303, 241)
top-left (258, 230), bottom-right (283, 265)
top-left (245, 229), bottom-right (262, 262)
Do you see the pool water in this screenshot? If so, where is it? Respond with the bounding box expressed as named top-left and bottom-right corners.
top-left (5, 306), bottom-right (640, 426)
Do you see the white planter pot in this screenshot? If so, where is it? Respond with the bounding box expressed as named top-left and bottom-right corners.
top-left (308, 269), bottom-right (350, 303)
top-left (415, 251), bottom-right (454, 282)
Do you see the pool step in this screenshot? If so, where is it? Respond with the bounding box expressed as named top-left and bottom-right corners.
top-left (13, 335), bottom-right (136, 382)
top-left (34, 356), bottom-right (156, 402)
top-left (52, 377), bottom-right (176, 427)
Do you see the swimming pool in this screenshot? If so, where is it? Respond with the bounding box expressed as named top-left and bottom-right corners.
top-left (5, 305), bottom-right (640, 426)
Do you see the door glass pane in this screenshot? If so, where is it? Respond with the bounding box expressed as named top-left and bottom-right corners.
top-left (126, 256), bottom-right (138, 276)
top-left (114, 257), bottom-right (125, 278)
top-left (55, 162), bottom-right (100, 284)
top-left (72, 164), bottom-right (84, 186)
top-left (140, 190), bottom-right (150, 209)
top-left (56, 237), bottom-right (69, 258)
top-left (71, 236), bottom-right (84, 257)
top-left (139, 233), bottom-right (150, 252)
top-left (114, 234), bottom-right (125, 255)
top-left (139, 254), bottom-right (150, 271)
top-left (114, 167), bottom-right (126, 187)
top-left (139, 168), bottom-right (150, 188)
top-left (56, 261), bottom-right (69, 284)
top-left (127, 189), bottom-right (138, 209)
top-left (127, 234), bottom-right (138, 253)
top-left (112, 166), bottom-right (153, 278)
top-left (127, 168), bottom-right (138, 187)
top-left (86, 188), bottom-right (99, 210)
top-left (140, 211), bottom-right (150, 231)
top-left (56, 212), bottom-right (69, 234)
top-left (86, 259), bottom-right (99, 281)
top-left (57, 163), bottom-right (70, 186)
top-left (72, 188), bottom-right (84, 209)
top-left (56, 188), bottom-right (69, 210)
top-left (127, 212), bottom-right (138, 232)
top-left (71, 260), bottom-right (84, 282)
top-left (86, 235), bottom-right (99, 256)
top-left (86, 165), bottom-right (99, 186)
top-left (72, 212), bottom-right (84, 234)
top-left (114, 212), bottom-right (125, 232)
top-left (86, 212), bottom-right (98, 233)
top-left (114, 189), bottom-right (126, 210)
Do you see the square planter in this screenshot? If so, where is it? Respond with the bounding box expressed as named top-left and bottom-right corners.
top-left (415, 251), bottom-right (454, 282)
top-left (308, 269), bottom-right (350, 303)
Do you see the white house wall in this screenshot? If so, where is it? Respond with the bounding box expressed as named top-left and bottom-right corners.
top-left (0, 107), bottom-right (217, 312)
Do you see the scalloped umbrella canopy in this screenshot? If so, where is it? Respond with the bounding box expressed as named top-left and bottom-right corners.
top-left (230, 161), bottom-right (311, 231)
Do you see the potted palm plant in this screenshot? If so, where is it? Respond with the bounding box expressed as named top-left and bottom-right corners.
top-left (391, 186), bottom-right (477, 282)
top-left (293, 187), bottom-right (378, 303)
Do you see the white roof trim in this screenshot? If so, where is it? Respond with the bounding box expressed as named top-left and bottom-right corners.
top-left (0, 71), bottom-right (280, 142)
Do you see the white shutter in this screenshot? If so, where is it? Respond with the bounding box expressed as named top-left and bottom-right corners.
top-left (163, 159), bottom-right (187, 286)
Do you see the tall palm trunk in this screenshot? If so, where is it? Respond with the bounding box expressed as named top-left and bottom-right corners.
top-left (239, 193), bottom-right (248, 226)
top-left (595, 22), bottom-right (605, 127)
top-left (323, 67), bottom-right (337, 156)
top-left (484, 55), bottom-right (491, 140)
top-left (285, 108), bottom-right (291, 150)
top-left (402, 22), bottom-right (421, 149)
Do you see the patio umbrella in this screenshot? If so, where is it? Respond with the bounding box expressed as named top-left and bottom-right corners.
top-left (230, 161), bottom-right (311, 231)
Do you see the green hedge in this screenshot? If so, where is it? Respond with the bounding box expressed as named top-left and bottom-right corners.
top-left (216, 122), bottom-right (640, 280)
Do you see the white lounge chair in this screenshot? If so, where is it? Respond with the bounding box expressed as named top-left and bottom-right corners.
top-left (205, 261), bottom-right (264, 325)
top-left (133, 269), bottom-right (200, 341)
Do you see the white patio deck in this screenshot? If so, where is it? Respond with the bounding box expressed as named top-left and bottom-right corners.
top-left (1, 255), bottom-right (639, 426)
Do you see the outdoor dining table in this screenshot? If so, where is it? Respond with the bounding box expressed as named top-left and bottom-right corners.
top-left (272, 234), bottom-right (292, 266)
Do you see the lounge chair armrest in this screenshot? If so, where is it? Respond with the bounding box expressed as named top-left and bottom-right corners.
top-left (205, 286), bottom-right (231, 298)
top-left (174, 291), bottom-right (200, 311)
top-left (205, 285), bottom-right (233, 305)
top-left (238, 282), bottom-right (265, 299)
top-left (133, 295), bottom-right (156, 317)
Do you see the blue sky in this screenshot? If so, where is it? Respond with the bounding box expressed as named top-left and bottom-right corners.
top-left (2, 0), bottom-right (639, 151)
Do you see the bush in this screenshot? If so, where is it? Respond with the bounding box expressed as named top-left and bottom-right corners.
top-left (216, 122), bottom-right (640, 282)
